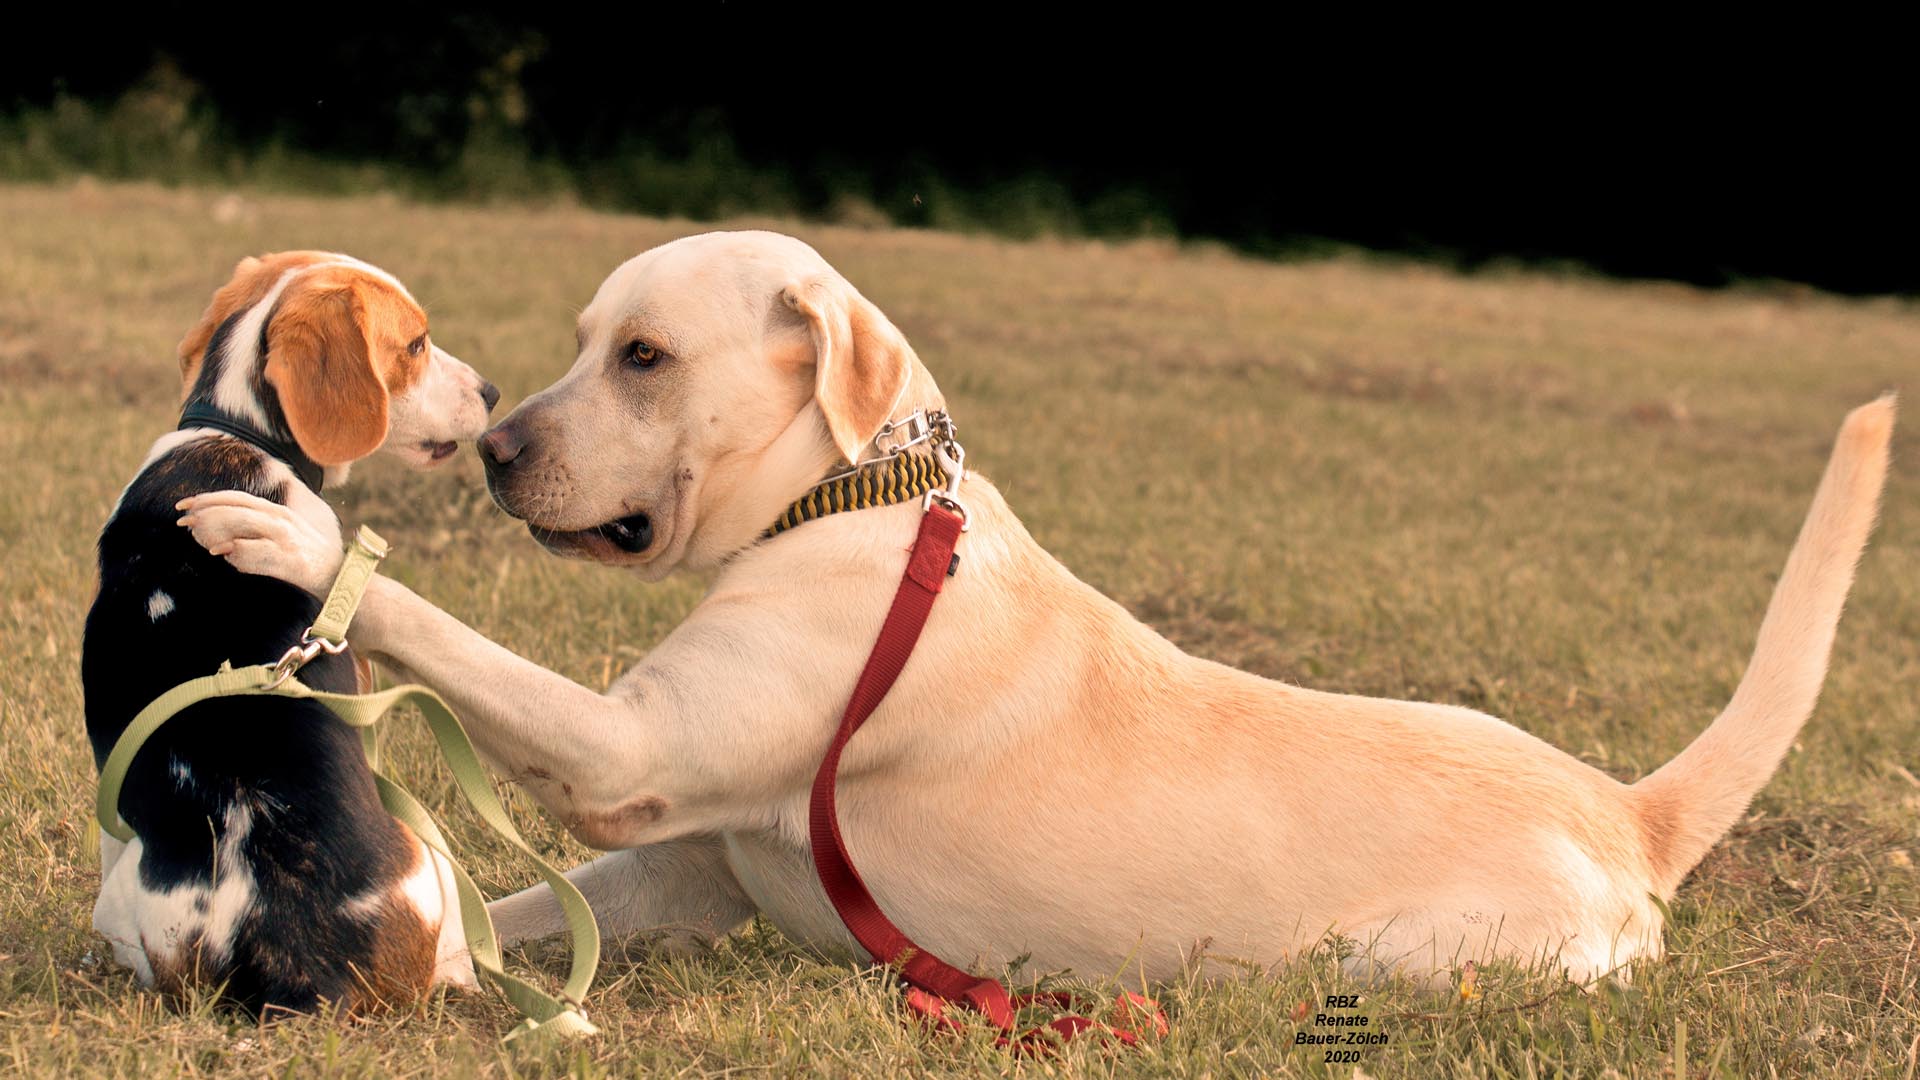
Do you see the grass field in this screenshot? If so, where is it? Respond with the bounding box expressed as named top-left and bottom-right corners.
top-left (0, 181), bottom-right (1915, 1078)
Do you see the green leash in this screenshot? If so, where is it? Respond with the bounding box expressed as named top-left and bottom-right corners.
top-left (95, 527), bottom-right (600, 1043)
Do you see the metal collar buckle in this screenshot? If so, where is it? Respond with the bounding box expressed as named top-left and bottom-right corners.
top-left (874, 412), bottom-right (934, 456)
top-left (818, 409), bottom-right (959, 486)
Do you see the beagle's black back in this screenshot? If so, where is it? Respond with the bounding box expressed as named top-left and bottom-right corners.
top-left (84, 436), bottom-right (423, 1014)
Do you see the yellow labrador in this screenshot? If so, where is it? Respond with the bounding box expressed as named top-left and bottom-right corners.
top-left (180, 231), bottom-right (1895, 986)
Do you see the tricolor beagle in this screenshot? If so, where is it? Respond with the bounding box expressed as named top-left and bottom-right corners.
top-left (85, 252), bottom-right (496, 1015)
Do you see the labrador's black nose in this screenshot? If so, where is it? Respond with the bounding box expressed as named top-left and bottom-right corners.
top-left (480, 422), bottom-right (525, 467)
top-left (480, 381), bottom-right (502, 412)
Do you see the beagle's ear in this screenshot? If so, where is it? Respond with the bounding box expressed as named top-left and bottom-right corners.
top-left (780, 276), bottom-right (911, 466)
top-left (177, 255), bottom-right (268, 393)
top-left (262, 275), bottom-right (390, 465)
top-left (178, 251), bottom-right (336, 398)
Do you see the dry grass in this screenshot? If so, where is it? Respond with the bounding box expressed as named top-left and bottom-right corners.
top-left (0, 181), bottom-right (1916, 1077)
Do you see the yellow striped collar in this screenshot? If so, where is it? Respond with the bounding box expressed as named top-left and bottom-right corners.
top-left (762, 451), bottom-right (946, 539)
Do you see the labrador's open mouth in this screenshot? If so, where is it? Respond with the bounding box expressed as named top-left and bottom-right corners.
top-left (595, 512), bottom-right (653, 552)
top-left (529, 511), bottom-right (653, 556)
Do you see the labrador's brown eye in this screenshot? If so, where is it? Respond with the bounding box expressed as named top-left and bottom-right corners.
top-left (408, 335), bottom-right (427, 357)
top-left (624, 340), bottom-right (661, 369)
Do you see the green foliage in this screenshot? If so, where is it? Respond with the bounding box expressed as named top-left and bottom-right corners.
top-left (0, 65), bottom-right (223, 184)
top-left (1, 67), bottom-right (1182, 242)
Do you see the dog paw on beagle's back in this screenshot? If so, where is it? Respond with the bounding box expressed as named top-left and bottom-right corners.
top-left (176, 489), bottom-right (344, 599)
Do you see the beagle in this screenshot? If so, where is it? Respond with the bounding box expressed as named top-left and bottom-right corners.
top-left (85, 253), bottom-right (496, 1015)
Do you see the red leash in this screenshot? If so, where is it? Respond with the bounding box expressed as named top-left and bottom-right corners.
top-left (807, 503), bottom-right (1163, 1051)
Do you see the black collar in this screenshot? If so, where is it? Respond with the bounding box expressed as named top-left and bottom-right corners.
top-left (176, 401), bottom-right (325, 493)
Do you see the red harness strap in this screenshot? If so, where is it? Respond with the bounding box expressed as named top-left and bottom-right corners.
top-left (807, 504), bottom-right (1162, 1050)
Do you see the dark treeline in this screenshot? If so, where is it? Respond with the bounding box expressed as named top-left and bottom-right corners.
top-left (4, 8), bottom-right (1912, 295)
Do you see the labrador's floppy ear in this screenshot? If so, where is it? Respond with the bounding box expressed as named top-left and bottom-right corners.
top-left (780, 275), bottom-right (912, 466)
top-left (261, 271), bottom-right (390, 465)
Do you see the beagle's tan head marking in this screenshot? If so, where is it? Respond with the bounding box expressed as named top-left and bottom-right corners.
top-left (177, 251), bottom-right (330, 390)
top-left (264, 263), bottom-right (429, 465)
top-left (176, 251), bottom-right (496, 474)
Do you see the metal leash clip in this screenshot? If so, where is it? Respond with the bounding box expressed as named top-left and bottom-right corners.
top-left (267, 629), bottom-right (350, 689)
top-left (923, 414), bottom-right (970, 531)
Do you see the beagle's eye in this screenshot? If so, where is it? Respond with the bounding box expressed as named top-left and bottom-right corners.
top-left (408, 335), bottom-right (427, 357)
top-left (624, 340), bottom-right (662, 369)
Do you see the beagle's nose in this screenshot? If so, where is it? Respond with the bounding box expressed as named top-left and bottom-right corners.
top-left (480, 423), bottom-right (525, 467)
top-left (480, 381), bottom-right (501, 413)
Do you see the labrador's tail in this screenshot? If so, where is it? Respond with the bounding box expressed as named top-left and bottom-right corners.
top-left (1633, 394), bottom-right (1895, 897)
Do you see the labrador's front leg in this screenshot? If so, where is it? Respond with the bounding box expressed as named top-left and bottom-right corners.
top-left (176, 490), bottom-right (826, 850)
top-left (179, 491), bottom-right (632, 818)
top-left (490, 835), bottom-right (757, 948)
